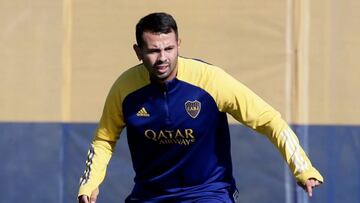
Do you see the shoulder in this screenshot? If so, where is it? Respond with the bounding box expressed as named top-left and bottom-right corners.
top-left (109, 64), bottom-right (150, 101)
top-left (116, 64), bottom-right (149, 85)
top-left (178, 57), bottom-right (219, 71)
top-left (177, 57), bottom-right (229, 86)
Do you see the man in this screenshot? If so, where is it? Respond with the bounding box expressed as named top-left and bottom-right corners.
top-left (78, 12), bottom-right (323, 203)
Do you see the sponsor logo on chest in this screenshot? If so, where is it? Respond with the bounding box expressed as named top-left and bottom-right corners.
top-left (144, 129), bottom-right (195, 145)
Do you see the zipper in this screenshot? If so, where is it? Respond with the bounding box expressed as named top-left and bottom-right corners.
top-left (163, 88), bottom-right (171, 123)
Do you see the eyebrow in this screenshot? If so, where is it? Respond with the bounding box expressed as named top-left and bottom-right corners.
top-left (146, 45), bottom-right (175, 52)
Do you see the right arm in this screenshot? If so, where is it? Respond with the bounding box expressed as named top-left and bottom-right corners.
top-left (78, 79), bottom-right (125, 200)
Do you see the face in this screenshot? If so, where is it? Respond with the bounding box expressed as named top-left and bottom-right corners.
top-left (134, 31), bottom-right (180, 83)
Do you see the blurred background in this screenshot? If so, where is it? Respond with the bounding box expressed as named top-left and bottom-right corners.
top-left (1, 0), bottom-right (359, 202)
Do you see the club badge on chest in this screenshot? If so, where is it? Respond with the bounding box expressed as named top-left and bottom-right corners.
top-left (185, 100), bottom-right (201, 118)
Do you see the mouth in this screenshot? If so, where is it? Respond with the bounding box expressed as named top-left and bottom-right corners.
top-left (154, 64), bottom-right (169, 74)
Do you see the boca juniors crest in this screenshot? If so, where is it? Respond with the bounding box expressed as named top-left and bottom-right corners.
top-left (185, 100), bottom-right (201, 118)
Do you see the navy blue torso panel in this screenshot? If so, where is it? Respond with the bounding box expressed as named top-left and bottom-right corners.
top-left (122, 78), bottom-right (236, 200)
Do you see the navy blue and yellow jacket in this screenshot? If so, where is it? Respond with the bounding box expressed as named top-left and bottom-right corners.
top-left (79, 57), bottom-right (323, 200)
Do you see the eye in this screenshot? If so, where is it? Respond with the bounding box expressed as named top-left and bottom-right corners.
top-left (165, 47), bottom-right (174, 51)
top-left (147, 49), bottom-right (160, 54)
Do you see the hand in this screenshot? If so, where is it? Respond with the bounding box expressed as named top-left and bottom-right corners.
top-left (298, 178), bottom-right (322, 197)
top-left (78, 188), bottom-right (99, 203)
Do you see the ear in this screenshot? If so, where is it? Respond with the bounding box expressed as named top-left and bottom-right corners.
top-left (133, 44), bottom-right (142, 61)
top-left (177, 38), bottom-right (181, 49)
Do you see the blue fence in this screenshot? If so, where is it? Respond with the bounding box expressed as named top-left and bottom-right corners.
top-left (0, 122), bottom-right (359, 203)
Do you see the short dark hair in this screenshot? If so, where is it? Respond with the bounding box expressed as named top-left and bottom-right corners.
top-left (135, 12), bottom-right (178, 48)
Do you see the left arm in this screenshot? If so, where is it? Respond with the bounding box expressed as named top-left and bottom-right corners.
top-left (210, 67), bottom-right (323, 195)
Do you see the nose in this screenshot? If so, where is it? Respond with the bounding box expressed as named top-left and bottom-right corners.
top-left (158, 50), bottom-right (167, 62)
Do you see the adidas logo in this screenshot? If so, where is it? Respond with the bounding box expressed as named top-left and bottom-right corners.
top-left (136, 107), bottom-right (150, 117)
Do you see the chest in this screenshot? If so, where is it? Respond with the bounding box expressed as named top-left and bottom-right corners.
top-left (122, 82), bottom-right (220, 136)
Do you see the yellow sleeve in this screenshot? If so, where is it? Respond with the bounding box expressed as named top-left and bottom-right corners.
top-left (78, 77), bottom-right (126, 197)
top-left (77, 65), bottom-right (149, 197)
top-left (78, 137), bottom-right (117, 197)
top-left (210, 67), bottom-right (323, 184)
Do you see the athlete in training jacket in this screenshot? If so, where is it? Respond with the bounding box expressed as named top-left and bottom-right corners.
top-left (78, 12), bottom-right (323, 203)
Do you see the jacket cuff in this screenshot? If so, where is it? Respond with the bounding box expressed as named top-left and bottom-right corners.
top-left (295, 167), bottom-right (324, 184)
